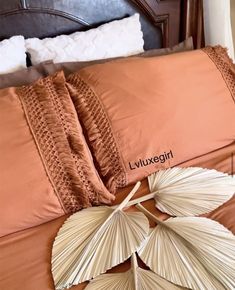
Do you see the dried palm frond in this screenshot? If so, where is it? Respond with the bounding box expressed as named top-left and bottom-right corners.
top-left (137, 204), bottom-right (235, 290)
top-left (85, 253), bottom-right (183, 290)
top-left (52, 182), bottom-right (150, 290)
top-left (127, 167), bottom-right (235, 216)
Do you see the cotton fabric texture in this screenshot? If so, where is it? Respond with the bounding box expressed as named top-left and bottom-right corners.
top-left (0, 71), bottom-right (113, 237)
top-left (67, 46), bottom-right (235, 192)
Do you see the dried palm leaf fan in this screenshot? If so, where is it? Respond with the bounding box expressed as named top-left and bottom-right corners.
top-left (85, 253), bottom-right (183, 290)
top-left (52, 182), bottom-right (149, 290)
top-left (136, 203), bottom-right (235, 290)
top-left (52, 167), bottom-right (235, 290)
top-left (127, 167), bottom-right (235, 216)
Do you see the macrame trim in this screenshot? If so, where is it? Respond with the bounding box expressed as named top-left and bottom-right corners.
top-left (202, 46), bottom-right (235, 103)
top-left (67, 74), bottom-right (127, 193)
top-left (17, 71), bottom-right (114, 213)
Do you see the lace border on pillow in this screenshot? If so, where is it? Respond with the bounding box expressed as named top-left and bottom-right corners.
top-left (202, 46), bottom-right (235, 103)
top-left (17, 72), bottom-right (111, 213)
top-left (67, 74), bottom-right (127, 193)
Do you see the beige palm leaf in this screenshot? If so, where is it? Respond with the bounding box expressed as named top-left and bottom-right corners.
top-left (127, 167), bottom-right (235, 216)
top-left (85, 253), bottom-right (183, 290)
top-left (52, 182), bottom-right (150, 290)
top-left (137, 204), bottom-right (235, 290)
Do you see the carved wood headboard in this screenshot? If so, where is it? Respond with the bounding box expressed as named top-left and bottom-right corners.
top-left (0, 0), bottom-right (204, 50)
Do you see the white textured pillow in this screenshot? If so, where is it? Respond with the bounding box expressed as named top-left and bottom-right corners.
top-left (0, 36), bottom-right (26, 74)
top-left (25, 14), bottom-right (144, 65)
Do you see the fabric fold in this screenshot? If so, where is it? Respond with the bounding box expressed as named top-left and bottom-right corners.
top-left (66, 76), bottom-right (126, 194)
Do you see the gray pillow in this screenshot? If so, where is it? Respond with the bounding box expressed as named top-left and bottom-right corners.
top-left (0, 61), bottom-right (53, 89)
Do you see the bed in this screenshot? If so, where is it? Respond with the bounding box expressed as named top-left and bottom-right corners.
top-left (0, 1), bottom-right (235, 290)
top-left (0, 0), bottom-right (204, 48)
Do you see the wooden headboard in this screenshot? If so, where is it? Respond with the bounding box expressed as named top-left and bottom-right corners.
top-left (0, 0), bottom-right (204, 50)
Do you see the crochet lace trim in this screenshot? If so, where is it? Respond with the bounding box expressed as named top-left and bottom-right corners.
top-left (67, 74), bottom-right (127, 192)
top-left (202, 46), bottom-right (235, 103)
top-left (17, 72), bottom-right (97, 213)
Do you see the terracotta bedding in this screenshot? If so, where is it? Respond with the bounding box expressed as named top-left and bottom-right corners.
top-left (0, 40), bottom-right (194, 237)
top-left (67, 46), bottom-right (235, 194)
top-left (1, 142), bottom-right (234, 290)
top-left (0, 71), bottom-right (114, 238)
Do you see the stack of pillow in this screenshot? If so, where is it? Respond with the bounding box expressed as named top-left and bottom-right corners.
top-left (1, 14), bottom-right (144, 74)
top-left (0, 14), bottom-right (193, 88)
top-left (1, 12), bottom-right (234, 241)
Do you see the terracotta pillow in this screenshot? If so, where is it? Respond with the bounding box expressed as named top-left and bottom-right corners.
top-left (0, 71), bottom-right (113, 237)
top-left (67, 46), bottom-right (235, 193)
top-left (43, 38), bottom-right (194, 77)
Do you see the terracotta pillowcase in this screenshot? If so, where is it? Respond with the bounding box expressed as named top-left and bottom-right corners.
top-left (67, 46), bottom-right (235, 193)
top-left (0, 38), bottom-right (193, 237)
top-left (0, 71), bottom-right (113, 237)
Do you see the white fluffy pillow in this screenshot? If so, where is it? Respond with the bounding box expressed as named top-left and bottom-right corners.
top-left (25, 14), bottom-right (144, 65)
top-left (0, 36), bottom-right (26, 74)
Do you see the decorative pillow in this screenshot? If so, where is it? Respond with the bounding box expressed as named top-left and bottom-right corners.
top-left (25, 14), bottom-right (144, 65)
top-left (0, 36), bottom-right (26, 74)
top-left (43, 37), bottom-right (194, 76)
top-left (0, 71), bottom-right (113, 237)
top-left (0, 61), bottom-right (54, 89)
top-left (67, 46), bottom-right (235, 193)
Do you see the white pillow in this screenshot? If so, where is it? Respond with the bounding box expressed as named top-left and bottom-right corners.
top-left (25, 14), bottom-right (144, 65)
top-left (0, 36), bottom-right (26, 74)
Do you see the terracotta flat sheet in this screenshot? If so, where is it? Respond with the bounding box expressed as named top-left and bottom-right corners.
top-left (0, 142), bottom-right (235, 290)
